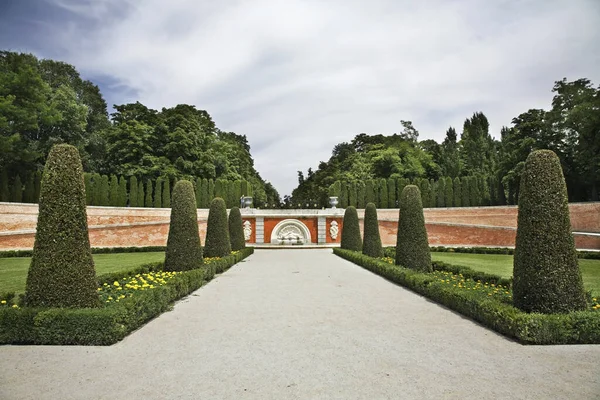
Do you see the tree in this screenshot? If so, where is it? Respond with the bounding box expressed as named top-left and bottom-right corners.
top-left (348, 182), bottom-right (357, 207)
top-left (228, 206), bottom-right (245, 251)
top-left (469, 176), bottom-right (481, 206)
top-left (137, 180), bottom-right (145, 207)
top-left (118, 176), bottom-right (127, 206)
top-left (201, 178), bottom-right (209, 208)
top-left (444, 177), bottom-right (453, 207)
top-left (33, 171), bottom-right (42, 203)
top-left (419, 179), bottom-right (430, 208)
top-left (83, 173), bottom-right (93, 205)
top-left (388, 178), bottom-right (396, 208)
top-left (436, 178), bottom-right (446, 207)
top-left (195, 177), bottom-right (202, 206)
top-left (340, 182), bottom-right (348, 208)
top-left (99, 175), bottom-right (109, 206)
top-left (395, 185), bottom-right (431, 271)
top-left (144, 179), bottom-right (153, 207)
top-left (461, 176), bottom-right (470, 207)
top-left (453, 177), bottom-right (461, 207)
top-left (162, 177), bottom-right (171, 208)
top-left (10, 175), bottom-right (22, 202)
top-left (356, 182), bottom-right (366, 209)
top-left (429, 179), bottom-right (437, 208)
top-left (460, 112), bottom-right (496, 176)
top-left (23, 174), bottom-right (35, 203)
top-left (1, 170), bottom-right (10, 201)
top-left (379, 178), bottom-right (388, 208)
top-left (513, 150), bottom-right (586, 313)
top-left (108, 175), bottom-right (119, 206)
top-left (362, 203), bottom-right (383, 258)
top-left (204, 197), bottom-right (231, 257)
top-left (25, 144), bottom-right (98, 308)
top-left (364, 180), bottom-right (376, 205)
top-left (154, 177), bottom-right (163, 208)
top-left (129, 176), bottom-right (138, 207)
top-left (164, 180), bottom-right (203, 271)
top-left (340, 206), bottom-right (362, 251)
top-left (207, 179), bottom-right (215, 203)
top-left (440, 127), bottom-right (461, 177)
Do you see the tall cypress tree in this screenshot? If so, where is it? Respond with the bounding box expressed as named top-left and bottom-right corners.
top-left (429, 179), bottom-right (437, 208)
top-left (33, 171), bottom-right (42, 203)
top-left (202, 178), bottom-right (209, 208)
top-left (0, 170), bottom-right (9, 202)
top-left (195, 177), bottom-right (202, 206)
top-left (419, 179), bottom-right (430, 208)
top-left (340, 182), bottom-right (348, 208)
top-left (118, 176), bottom-right (127, 206)
top-left (461, 176), bottom-right (470, 207)
top-left (208, 179), bottom-right (215, 203)
top-left (444, 177), bottom-right (453, 207)
top-left (356, 182), bottom-right (366, 209)
top-left (84, 173), bottom-right (93, 205)
top-left (379, 178), bottom-right (388, 208)
top-left (388, 178), bottom-right (396, 208)
top-left (453, 177), bottom-right (462, 207)
top-left (91, 173), bottom-right (101, 205)
top-left (470, 176), bottom-right (481, 206)
top-left (154, 178), bottom-right (163, 208)
top-left (137, 180), bottom-right (145, 207)
top-left (162, 177), bottom-right (171, 208)
top-left (437, 178), bottom-right (446, 207)
top-left (129, 176), bottom-right (138, 207)
top-left (145, 179), bottom-right (153, 207)
top-left (11, 175), bottom-right (23, 202)
top-left (23, 174), bottom-right (35, 203)
top-left (214, 179), bottom-right (224, 199)
top-left (99, 175), bottom-right (109, 206)
top-left (364, 180), bottom-right (375, 206)
top-left (348, 182), bottom-right (357, 207)
top-left (108, 175), bottom-right (119, 206)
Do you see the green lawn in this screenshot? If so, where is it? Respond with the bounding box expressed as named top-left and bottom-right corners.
top-left (431, 252), bottom-right (600, 295)
top-left (0, 252), bottom-right (165, 294)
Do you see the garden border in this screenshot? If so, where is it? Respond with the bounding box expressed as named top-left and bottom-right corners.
top-left (382, 246), bottom-right (600, 260)
top-left (334, 248), bottom-right (600, 344)
top-left (0, 248), bottom-right (253, 345)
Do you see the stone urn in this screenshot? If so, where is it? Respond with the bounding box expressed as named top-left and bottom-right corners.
top-left (329, 196), bottom-right (339, 209)
top-left (244, 197), bottom-right (253, 208)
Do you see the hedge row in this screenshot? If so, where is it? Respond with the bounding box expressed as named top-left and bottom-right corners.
top-left (0, 248), bottom-right (253, 345)
top-left (383, 246), bottom-right (600, 260)
top-left (0, 246), bottom-right (167, 258)
top-left (328, 174), bottom-right (506, 209)
top-left (1, 170), bottom-right (253, 209)
top-left (334, 248), bottom-right (600, 344)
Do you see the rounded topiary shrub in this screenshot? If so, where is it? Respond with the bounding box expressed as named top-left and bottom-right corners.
top-left (513, 150), bottom-right (587, 314)
top-left (204, 197), bottom-right (231, 258)
top-left (362, 203), bottom-right (383, 258)
top-left (340, 206), bottom-right (362, 251)
top-left (395, 185), bottom-right (432, 272)
top-left (164, 180), bottom-right (203, 272)
top-left (228, 206), bottom-right (246, 251)
top-left (25, 144), bottom-right (99, 308)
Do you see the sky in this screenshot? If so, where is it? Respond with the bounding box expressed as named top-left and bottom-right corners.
top-left (1, 0), bottom-right (599, 196)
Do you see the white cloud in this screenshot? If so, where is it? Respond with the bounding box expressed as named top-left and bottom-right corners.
top-left (42, 0), bottom-right (600, 195)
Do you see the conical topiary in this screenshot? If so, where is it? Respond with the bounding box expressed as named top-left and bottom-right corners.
top-left (362, 203), bottom-right (383, 258)
top-left (228, 206), bottom-right (246, 251)
top-left (25, 144), bottom-right (99, 308)
top-left (340, 206), bottom-right (362, 251)
top-left (395, 185), bottom-right (432, 272)
top-left (164, 180), bottom-right (203, 271)
top-left (513, 150), bottom-right (587, 314)
top-left (204, 197), bottom-right (231, 257)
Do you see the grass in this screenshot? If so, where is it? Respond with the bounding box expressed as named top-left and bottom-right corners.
top-left (431, 252), bottom-right (600, 296)
top-left (0, 252), bottom-right (165, 294)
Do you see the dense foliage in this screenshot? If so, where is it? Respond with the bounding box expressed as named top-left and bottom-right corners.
top-left (395, 185), bottom-right (431, 272)
top-left (0, 51), bottom-right (279, 207)
top-left (291, 79), bottom-right (600, 207)
top-left (24, 144), bottom-right (99, 308)
top-left (362, 203), bottom-right (383, 258)
top-left (204, 198), bottom-right (231, 257)
top-left (513, 150), bottom-right (587, 314)
top-left (164, 180), bottom-right (203, 272)
top-left (228, 207), bottom-right (246, 251)
top-left (340, 206), bottom-right (362, 251)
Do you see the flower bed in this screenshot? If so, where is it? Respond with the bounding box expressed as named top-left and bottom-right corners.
top-left (335, 248), bottom-right (600, 344)
top-left (0, 248), bottom-right (253, 345)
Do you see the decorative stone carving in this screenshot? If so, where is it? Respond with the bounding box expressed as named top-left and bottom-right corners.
top-left (243, 220), bottom-right (252, 241)
top-left (270, 219), bottom-right (312, 245)
top-left (329, 221), bottom-right (339, 240)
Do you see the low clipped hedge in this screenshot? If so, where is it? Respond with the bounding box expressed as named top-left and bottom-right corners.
top-left (0, 246), bottom-right (168, 258)
top-left (334, 248), bottom-right (600, 344)
top-left (0, 248), bottom-right (253, 345)
top-left (382, 246), bottom-right (600, 260)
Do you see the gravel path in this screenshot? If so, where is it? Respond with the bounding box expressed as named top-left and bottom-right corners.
top-left (1, 249), bottom-right (599, 399)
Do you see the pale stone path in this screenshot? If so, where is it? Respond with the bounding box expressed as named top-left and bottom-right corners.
top-left (1, 249), bottom-right (599, 400)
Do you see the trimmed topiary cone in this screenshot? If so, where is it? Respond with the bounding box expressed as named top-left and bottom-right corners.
top-left (164, 180), bottom-right (203, 271)
top-left (25, 144), bottom-right (99, 308)
top-left (513, 150), bottom-right (587, 314)
top-left (395, 185), bottom-right (432, 272)
top-left (341, 206), bottom-right (362, 251)
top-left (204, 197), bottom-right (231, 257)
top-left (362, 203), bottom-right (383, 258)
top-left (228, 206), bottom-right (246, 251)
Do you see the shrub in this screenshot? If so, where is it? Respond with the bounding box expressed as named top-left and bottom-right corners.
top-left (388, 178), bottom-right (396, 208)
top-left (513, 150), bottom-right (587, 314)
top-left (24, 144), bottom-right (99, 308)
top-left (144, 179), bottom-right (153, 207)
top-left (453, 177), bottom-right (461, 207)
top-left (436, 178), bottom-right (446, 207)
top-left (204, 197), bottom-right (231, 257)
top-left (99, 175), bottom-right (109, 205)
top-left (379, 178), bottom-right (388, 208)
top-left (129, 176), bottom-right (138, 207)
top-left (162, 177), bottom-right (171, 208)
top-left (108, 175), bottom-right (119, 206)
top-left (164, 180), bottom-right (203, 272)
top-left (137, 180), bottom-right (145, 208)
top-left (444, 177), bottom-right (453, 207)
top-left (396, 185), bottom-right (432, 272)
top-left (154, 177), bottom-right (163, 208)
top-left (364, 180), bottom-right (375, 206)
top-left (362, 203), bottom-right (383, 258)
top-left (461, 176), bottom-right (470, 207)
top-left (341, 206), bottom-right (362, 251)
top-left (228, 206), bottom-right (246, 251)
top-left (23, 174), bottom-right (35, 203)
top-left (348, 182), bottom-right (357, 208)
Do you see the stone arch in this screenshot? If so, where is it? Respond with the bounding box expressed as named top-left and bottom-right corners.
top-left (270, 219), bottom-right (312, 245)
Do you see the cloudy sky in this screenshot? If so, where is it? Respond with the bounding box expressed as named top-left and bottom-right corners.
top-left (1, 0), bottom-right (599, 195)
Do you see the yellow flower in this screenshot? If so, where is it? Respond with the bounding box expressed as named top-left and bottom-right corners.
top-left (1, 300), bottom-right (6, 304)
top-left (12, 304), bottom-right (18, 308)
top-left (113, 281), bottom-right (120, 287)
